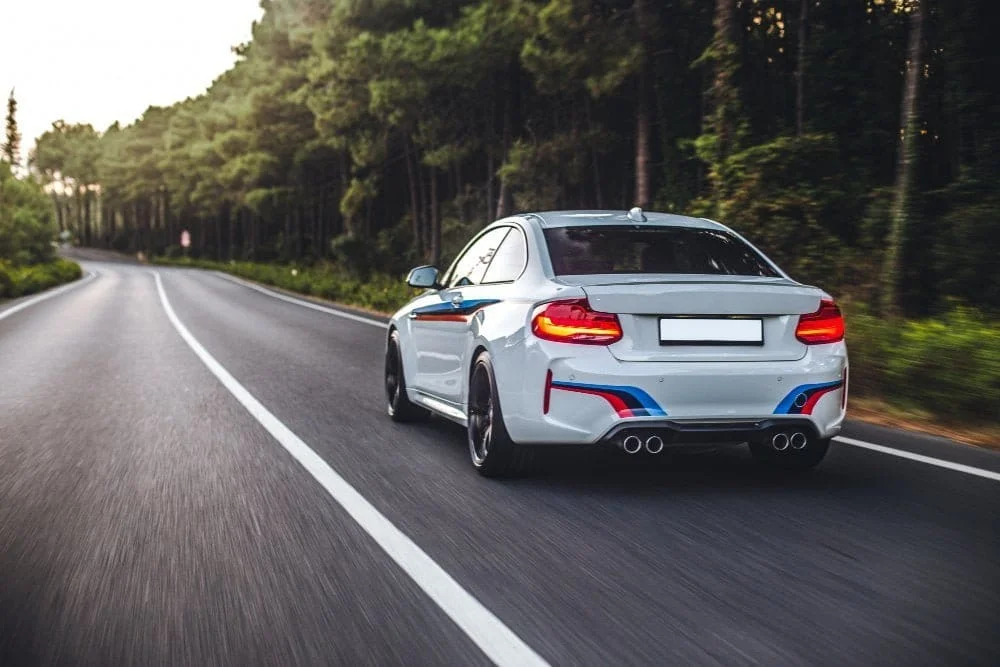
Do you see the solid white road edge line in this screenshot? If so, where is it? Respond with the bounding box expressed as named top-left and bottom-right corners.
top-left (834, 436), bottom-right (1000, 482)
top-left (202, 270), bottom-right (1000, 484)
top-left (0, 271), bottom-right (97, 323)
top-left (213, 271), bottom-right (388, 329)
top-left (152, 272), bottom-right (549, 667)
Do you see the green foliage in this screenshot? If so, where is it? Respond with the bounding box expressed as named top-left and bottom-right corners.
top-left (845, 304), bottom-right (1000, 422)
top-left (935, 194), bottom-right (1000, 311)
top-left (699, 134), bottom-right (852, 292)
top-left (0, 162), bottom-right (57, 264)
top-left (0, 258), bottom-right (82, 299)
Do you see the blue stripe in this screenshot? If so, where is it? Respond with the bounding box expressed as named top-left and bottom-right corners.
top-left (551, 381), bottom-right (667, 417)
top-left (774, 380), bottom-right (842, 414)
top-left (412, 299), bottom-right (501, 315)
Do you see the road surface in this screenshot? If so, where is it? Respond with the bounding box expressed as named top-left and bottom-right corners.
top-left (1, 253), bottom-right (998, 666)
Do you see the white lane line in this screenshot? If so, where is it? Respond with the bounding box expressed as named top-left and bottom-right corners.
top-left (198, 270), bottom-right (1000, 485)
top-left (835, 436), bottom-right (1000, 482)
top-left (0, 271), bottom-right (97, 323)
top-left (152, 272), bottom-right (548, 667)
top-left (212, 271), bottom-right (388, 329)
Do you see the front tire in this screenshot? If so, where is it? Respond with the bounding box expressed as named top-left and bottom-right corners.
top-left (750, 437), bottom-right (830, 470)
top-left (467, 352), bottom-right (532, 478)
top-left (385, 330), bottom-right (429, 423)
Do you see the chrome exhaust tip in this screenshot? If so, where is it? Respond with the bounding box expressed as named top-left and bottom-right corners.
top-left (622, 435), bottom-right (643, 455)
top-left (771, 433), bottom-right (790, 451)
top-left (645, 435), bottom-right (665, 455)
top-left (790, 432), bottom-right (807, 450)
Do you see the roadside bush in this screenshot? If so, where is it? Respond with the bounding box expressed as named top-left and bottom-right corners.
top-left (0, 163), bottom-right (58, 265)
top-left (845, 304), bottom-right (1000, 422)
top-left (154, 257), bottom-right (418, 313)
top-left (884, 308), bottom-right (1000, 421)
top-left (0, 258), bottom-right (83, 299)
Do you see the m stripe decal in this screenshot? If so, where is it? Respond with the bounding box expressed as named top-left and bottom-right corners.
top-left (550, 380), bottom-right (667, 418)
top-left (774, 380), bottom-right (843, 415)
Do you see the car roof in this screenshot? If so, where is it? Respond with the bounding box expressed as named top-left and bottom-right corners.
top-left (521, 210), bottom-right (728, 231)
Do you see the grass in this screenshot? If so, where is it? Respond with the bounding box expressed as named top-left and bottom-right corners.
top-left (152, 257), bottom-right (418, 315)
top-left (0, 258), bottom-right (83, 300)
top-left (847, 396), bottom-right (1000, 449)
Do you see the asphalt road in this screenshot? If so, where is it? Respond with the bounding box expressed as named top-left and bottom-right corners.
top-left (1, 253), bottom-right (998, 666)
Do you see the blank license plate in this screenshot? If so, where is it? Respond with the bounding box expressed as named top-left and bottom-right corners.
top-left (659, 318), bottom-right (763, 345)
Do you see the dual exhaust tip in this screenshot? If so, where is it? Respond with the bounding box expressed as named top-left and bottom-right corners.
top-left (772, 431), bottom-right (808, 451)
top-left (621, 431), bottom-right (807, 454)
top-left (622, 435), bottom-right (664, 455)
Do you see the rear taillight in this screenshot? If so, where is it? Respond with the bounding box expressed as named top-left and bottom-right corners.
top-left (795, 299), bottom-right (845, 344)
top-left (531, 298), bottom-right (623, 345)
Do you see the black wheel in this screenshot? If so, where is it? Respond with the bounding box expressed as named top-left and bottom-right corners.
top-left (385, 330), bottom-right (429, 422)
top-left (467, 351), bottom-right (532, 478)
top-left (749, 437), bottom-right (830, 470)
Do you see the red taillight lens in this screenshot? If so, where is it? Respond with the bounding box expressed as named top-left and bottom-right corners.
top-left (795, 299), bottom-right (845, 344)
top-left (531, 298), bottom-right (623, 345)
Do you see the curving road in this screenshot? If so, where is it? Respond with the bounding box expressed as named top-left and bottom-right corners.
top-left (1, 252), bottom-right (998, 666)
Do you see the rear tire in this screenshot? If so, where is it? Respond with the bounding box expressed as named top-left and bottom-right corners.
top-left (467, 351), bottom-right (532, 478)
top-left (385, 330), bottom-right (429, 423)
top-left (750, 437), bottom-right (830, 470)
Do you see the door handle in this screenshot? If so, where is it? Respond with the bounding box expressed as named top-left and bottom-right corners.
top-left (451, 293), bottom-right (464, 307)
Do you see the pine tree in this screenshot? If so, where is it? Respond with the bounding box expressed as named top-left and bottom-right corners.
top-left (2, 89), bottom-right (21, 166)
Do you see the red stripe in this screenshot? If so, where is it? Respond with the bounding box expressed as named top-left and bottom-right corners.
top-left (553, 385), bottom-right (631, 417)
top-left (801, 385), bottom-right (840, 415)
top-left (413, 313), bottom-right (470, 322)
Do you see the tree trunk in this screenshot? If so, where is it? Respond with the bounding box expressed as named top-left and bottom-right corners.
top-left (316, 189), bottom-right (325, 258)
top-left (634, 0), bottom-right (652, 207)
top-left (495, 62), bottom-right (519, 220)
top-left (52, 194), bottom-right (62, 231)
top-left (586, 98), bottom-right (604, 209)
top-left (430, 170), bottom-right (441, 266)
top-left (880, 0), bottom-right (926, 318)
top-left (486, 145), bottom-right (495, 223)
top-left (495, 99), bottom-right (512, 220)
top-left (84, 189), bottom-right (92, 246)
top-left (704, 0), bottom-right (741, 211)
top-left (795, 0), bottom-right (808, 136)
top-left (75, 189), bottom-right (85, 245)
top-left (295, 203), bottom-right (303, 260)
top-left (404, 137), bottom-right (424, 256)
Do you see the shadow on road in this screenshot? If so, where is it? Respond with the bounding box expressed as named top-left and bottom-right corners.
top-left (409, 416), bottom-right (865, 498)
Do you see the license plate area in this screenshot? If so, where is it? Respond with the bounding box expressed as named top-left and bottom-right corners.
top-left (659, 317), bottom-right (764, 346)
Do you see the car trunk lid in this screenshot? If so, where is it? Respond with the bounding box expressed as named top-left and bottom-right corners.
top-left (574, 275), bottom-right (822, 362)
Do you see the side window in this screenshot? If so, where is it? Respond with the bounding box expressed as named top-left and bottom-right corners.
top-left (447, 227), bottom-right (511, 288)
top-left (482, 227), bottom-right (527, 284)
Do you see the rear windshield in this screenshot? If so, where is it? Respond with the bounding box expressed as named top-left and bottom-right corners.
top-left (542, 225), bottom-right (780, 277)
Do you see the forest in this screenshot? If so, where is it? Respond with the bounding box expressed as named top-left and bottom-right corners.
top-left (20, 0), bottom-right (1000, 423)
top-left (27, 0), bottom-right (998, 313)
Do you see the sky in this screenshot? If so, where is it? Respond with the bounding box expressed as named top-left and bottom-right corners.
top-left (0, 0), bottom-right (264, 163)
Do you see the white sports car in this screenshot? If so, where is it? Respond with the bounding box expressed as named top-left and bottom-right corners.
top-left (385, 209), bottom-right (848, 477)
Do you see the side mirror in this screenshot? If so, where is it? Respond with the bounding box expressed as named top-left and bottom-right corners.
top-left (406, 265), bottom-right (440, 289)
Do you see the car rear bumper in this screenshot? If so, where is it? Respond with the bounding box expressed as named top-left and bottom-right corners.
top-left (501, 340), bottom-right (847, 445)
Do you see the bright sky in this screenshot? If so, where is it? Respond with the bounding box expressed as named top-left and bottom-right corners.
top-left (0, 0), bottom-right (264, 163)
